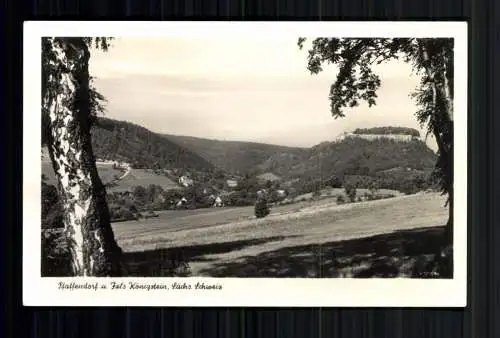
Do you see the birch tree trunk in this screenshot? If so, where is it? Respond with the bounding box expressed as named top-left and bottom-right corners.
top-left (43, 38), bottom-right (123, 276)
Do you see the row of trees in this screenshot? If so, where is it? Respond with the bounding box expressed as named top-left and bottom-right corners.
top-left (288, 170), bottom-right (435, 198)
top-left (352, 126), bottom-right (421, 137)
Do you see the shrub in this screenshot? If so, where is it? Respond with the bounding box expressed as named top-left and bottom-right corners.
top-left (42, 181), bottom-right (65, 229)
top-left (344, 185), bottom-right (357, 203)
top-left (254, 198), bottom-right (270, 218)
top-left (326, 175), bottom-right (342, 188)
top-left (41, 229), bottom-right (72, 276)
top-left (336, 195), bottom-right (345, 204)
top-left (369, 182), bottom-right (379, 195)
top-left (42, 203), bottom-right (64, 229)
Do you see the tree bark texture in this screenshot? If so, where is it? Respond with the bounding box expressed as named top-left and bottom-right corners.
top-left (421, 41), bottom-right (454, 245)
top-left (43, 38), bottom-right (123, 276)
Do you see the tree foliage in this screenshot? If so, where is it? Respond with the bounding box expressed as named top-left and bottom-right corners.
top-left (41, 38), bottom-right (112, 146)
top-left (254, 197), bottom-right (270, 218)
top-left (298, 38), bottom-right (453, 225)
top-left (91, 117), bottom-right (215, 171)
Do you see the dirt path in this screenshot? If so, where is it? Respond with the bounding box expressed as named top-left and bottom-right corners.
top-left (117, 166), bottom-right (131, 180)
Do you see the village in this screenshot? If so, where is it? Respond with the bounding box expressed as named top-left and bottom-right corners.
top-left (101, 163), bottom-right (291, 222)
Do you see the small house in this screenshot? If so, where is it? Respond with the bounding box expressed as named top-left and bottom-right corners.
top-left (212, 196), bottom-right (224, 207)
top-left (276, 189), bottom-right (287, 198)
top-left (179, 176), bottom-right (194, 187)
top-left (176, 197), bottom-right (188, 207)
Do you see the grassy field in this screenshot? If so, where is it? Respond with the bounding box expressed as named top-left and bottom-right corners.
top-left (42, 161), bottom-right (180, 192)
top-left (112, 192), bottom-right (450, 277)
top-left (107, 169), bottom-right (181, 192)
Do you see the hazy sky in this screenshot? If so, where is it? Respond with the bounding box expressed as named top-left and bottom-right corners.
top-left (89, 37), bottom-right (436, 150)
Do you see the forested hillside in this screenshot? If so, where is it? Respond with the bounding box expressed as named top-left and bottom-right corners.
top-left (291, 137), bottom-right (436, 179)
top-left (91, 118), bottom-right (216, 171)
top-left (163, 134), bottom-right (308, 175)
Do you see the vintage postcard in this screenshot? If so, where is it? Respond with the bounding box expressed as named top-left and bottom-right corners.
top-left (24, 21), bottom-right (467, 307)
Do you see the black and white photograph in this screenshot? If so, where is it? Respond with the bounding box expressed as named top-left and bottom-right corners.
top-left (24, 22), bottom-right (467, 307)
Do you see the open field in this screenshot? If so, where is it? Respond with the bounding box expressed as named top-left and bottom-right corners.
top-left (106, 168), bottom-right (181, 192)
top-left (42, 161), bottom-right (181, 192)
top-left (111, 192), bottom-right (450, 277)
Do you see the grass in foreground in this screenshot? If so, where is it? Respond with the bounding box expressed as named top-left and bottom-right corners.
top-left (122, 225), bottom-right (452, 278)
top-left (42, 225), bottom-right (452, 278)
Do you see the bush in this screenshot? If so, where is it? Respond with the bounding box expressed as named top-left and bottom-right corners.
top-left (42, 181), bottom-right (65, 229)
top-left (41, 229), bottom-right (72, 276)
top-left (336, 195), bottom-right (345, 204)
top-left (344, 185), bottom-right (357, 203)
top-left (42, 203), bottom-right (64, 229)
top-left (325, 175), bottom-right (342, 188)
top-left (254, 198), bottom-right (270, 218)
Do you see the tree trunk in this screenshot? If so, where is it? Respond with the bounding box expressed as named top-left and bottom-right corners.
top-left (442, 46), bottom-right (454, 122)
top-left (43, 38), bottom-right (123, 276)
top-left (446, 186), bottom-right (453, 245)
top-left (443, 57), bottom-right (454, 122)
top-left (421, 41), bottom-right (454, 245)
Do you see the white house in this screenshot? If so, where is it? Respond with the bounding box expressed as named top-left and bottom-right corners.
top-left (179, 176), bottom-right (194, 187)
top-left (176, 197), bottom-right (188, 207)
top-left (226, 179), bottom-right (238, 188)
top-left (212, 196), bottom-right (224, 207)
top-left (276, 189), bottom-right (287, 198)
top-left (257, 189), bottom-right (268, 199)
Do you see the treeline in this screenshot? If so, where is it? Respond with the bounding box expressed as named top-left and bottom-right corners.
top-left (42, 174), bottom-right (290, 229)
top-left (287, 168), bottom-right (437, 197)
top-left (352, 126), bottom-right (421, 137)
top-left (344, 171), bottom-right (437, 195)
top-left (42, 177), bottom-right (181, 228)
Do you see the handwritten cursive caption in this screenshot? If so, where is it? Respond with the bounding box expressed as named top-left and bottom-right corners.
top-left (57, 281), bottom-right (223, 291)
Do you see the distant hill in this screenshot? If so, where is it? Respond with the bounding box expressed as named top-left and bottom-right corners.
top-left (162, 134), bottom-right (309, 175)
top-left (164, 128), bottom-right (436, 182)
top-left (42, 118), bottom-right (437, 193)
top-left (288, 136), bottom-right (437, 180)
top-left (90, 118), bottom-right (216, 172)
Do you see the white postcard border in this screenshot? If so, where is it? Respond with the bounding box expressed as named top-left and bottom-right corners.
top-left (23, 21), bottom-right (468, 307)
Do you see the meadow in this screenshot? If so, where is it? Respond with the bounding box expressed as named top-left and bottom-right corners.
top-left (42, 161), bottom-right (180, 192)
top-left (112, 192), bottom-right (450, 277)
top-left (108, 168), bottom-right (180, 192)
